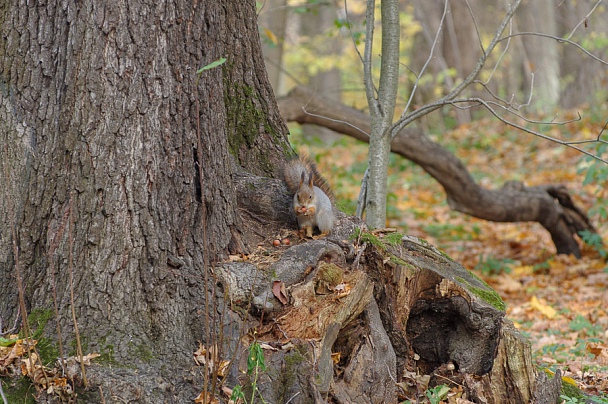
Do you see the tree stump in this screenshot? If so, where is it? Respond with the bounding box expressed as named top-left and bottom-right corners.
top-left (217, 201), bottom-right (562, 403)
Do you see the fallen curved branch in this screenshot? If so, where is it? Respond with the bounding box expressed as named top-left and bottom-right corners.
top-left (277, 85), bottom-right (596, 257)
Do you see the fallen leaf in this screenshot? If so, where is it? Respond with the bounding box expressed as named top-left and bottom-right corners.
top-left (74, 352), bottom-right (101, 365)
top-left (530, 296), bottom-right (557, 319)
top-left (272, 281), bottom-right (288, 305)
top-left (194, 391), bottom-right (218, 404)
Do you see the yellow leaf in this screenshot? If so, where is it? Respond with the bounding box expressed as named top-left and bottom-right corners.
top-left (263, 28), bottom-right (278, 46)
top-left (513, 265), bottom-right (534, 276)
top-left (530, 296), bottom-right (557, 319)
top-left (561, 376), bottom-right (578, 387)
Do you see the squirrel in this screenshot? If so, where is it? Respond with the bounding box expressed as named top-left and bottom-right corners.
top-left (282, 156), bottom-right (335, 238)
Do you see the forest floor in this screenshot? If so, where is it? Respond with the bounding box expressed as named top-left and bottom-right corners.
top-left (293, 105), bottom-right (608, 401)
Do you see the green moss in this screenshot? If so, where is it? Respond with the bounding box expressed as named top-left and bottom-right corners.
top-left (455, 275), bottom-right (506, 312)
top-left (24, 308), bottom-right (60, 366)
top-left (68, 334), bottom-right (90, 358)
top-left (223, 79), bottom-right (281, 170)
top-left (383, 232), bottom-right (404, 246)
top-left (27, 308), bottom-right (54, 339)
top-left (129, 341), bottom-right (156, 362)
top-left (389, 255), bottom-right (408, 266)
top-left (283, 350), bottom-right (305, 367)
top-left (362, 233), bottom-right (382, 248)
top-left (354, 229), bottom-right (389, 251)
top-left (316, 262), bottom-right (344, 287)
top-left (97, 342), bottom-right (117, 366)
top-left (0, 377), bottom-right (36, 404)
top-left (435, 247), bottom-right (455, 262)
top-left (470, 286), bottom-right (506, 311)
top-left (278, 350), bottom-right (306, 399)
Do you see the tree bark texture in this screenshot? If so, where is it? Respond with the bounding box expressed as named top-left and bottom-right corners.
top-left (277, 85), bottom-right (595, 257)
top-left (1, 0), bottom-right (290, 401)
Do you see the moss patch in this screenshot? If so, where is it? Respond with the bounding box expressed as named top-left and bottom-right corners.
top-left (129, 341), bottom-right (156, 363)
top-left (456, 274), bottom-right (506, 312)
top-left (0, 377), bottom-right (36, 404)
top-left (354, 228), bottom-right (403, 251)
top-left (26, 308), bottom-right (60, 366)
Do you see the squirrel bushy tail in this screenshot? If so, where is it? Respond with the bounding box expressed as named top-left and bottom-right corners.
top-left (282, 156), bottom-right (334, 202)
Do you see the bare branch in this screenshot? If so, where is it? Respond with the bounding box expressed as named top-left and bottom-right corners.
top-left (464, 0), bottom-right (484, 53)
top-left (498, 32), bottom-right (608, 67)
top-left (344, 0), bottom-right (365, 65)
top-left (301, 106), bottom-right (370, 138)
top-left (564, 0), bottom-right (604, 40)
top-left (523, 72), bottom-right (534, 108)
top-left (363, 0), bottom-right (379, 116)
top-left (482, 17), bottom-right (513, 85)
top-left (392, 0), bottom-right (523, 138)
top-left (445, 98), bottom-right (608, 164)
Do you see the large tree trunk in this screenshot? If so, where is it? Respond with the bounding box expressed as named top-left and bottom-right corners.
top-left (0, 0), bottom-right (289, 401)
top-left (278, 85), bottom-right (595, 258)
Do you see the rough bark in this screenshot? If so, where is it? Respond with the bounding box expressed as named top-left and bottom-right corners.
top-left (0, 0), bottom-right (290, 401)
top-left (277, 85), bottom-right (595, 257)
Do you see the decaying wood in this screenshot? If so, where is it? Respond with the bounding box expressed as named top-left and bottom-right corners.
top-left (220, 181), bottom-right (562, 403)
top-left (277, 85), bottom-right (596, 258)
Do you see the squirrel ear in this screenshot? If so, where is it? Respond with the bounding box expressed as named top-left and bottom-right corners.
top-left (300, 171), bottom-right (306, 186)
top-left (308, 173), bottom-right (313, 187)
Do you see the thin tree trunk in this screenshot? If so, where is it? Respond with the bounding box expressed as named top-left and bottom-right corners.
top-left (364, 0), bottom-right (400, 229)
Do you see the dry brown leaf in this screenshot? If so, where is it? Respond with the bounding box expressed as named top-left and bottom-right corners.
top-left (194, 391), bottom-right (218, 404)
top-left (217, 360), bottom-right (230, 378)
top-left (587, 342), bottom-right (608, 365)
top-left (272, 280), bottom-right (288, 305)
top-left (74, 352), bottom-right (101, 365)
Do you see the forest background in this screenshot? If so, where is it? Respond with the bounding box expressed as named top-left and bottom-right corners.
top-left (1, 0), bottom-right (607, 402)
top-left (258, 0), bottom-right (608, 399)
